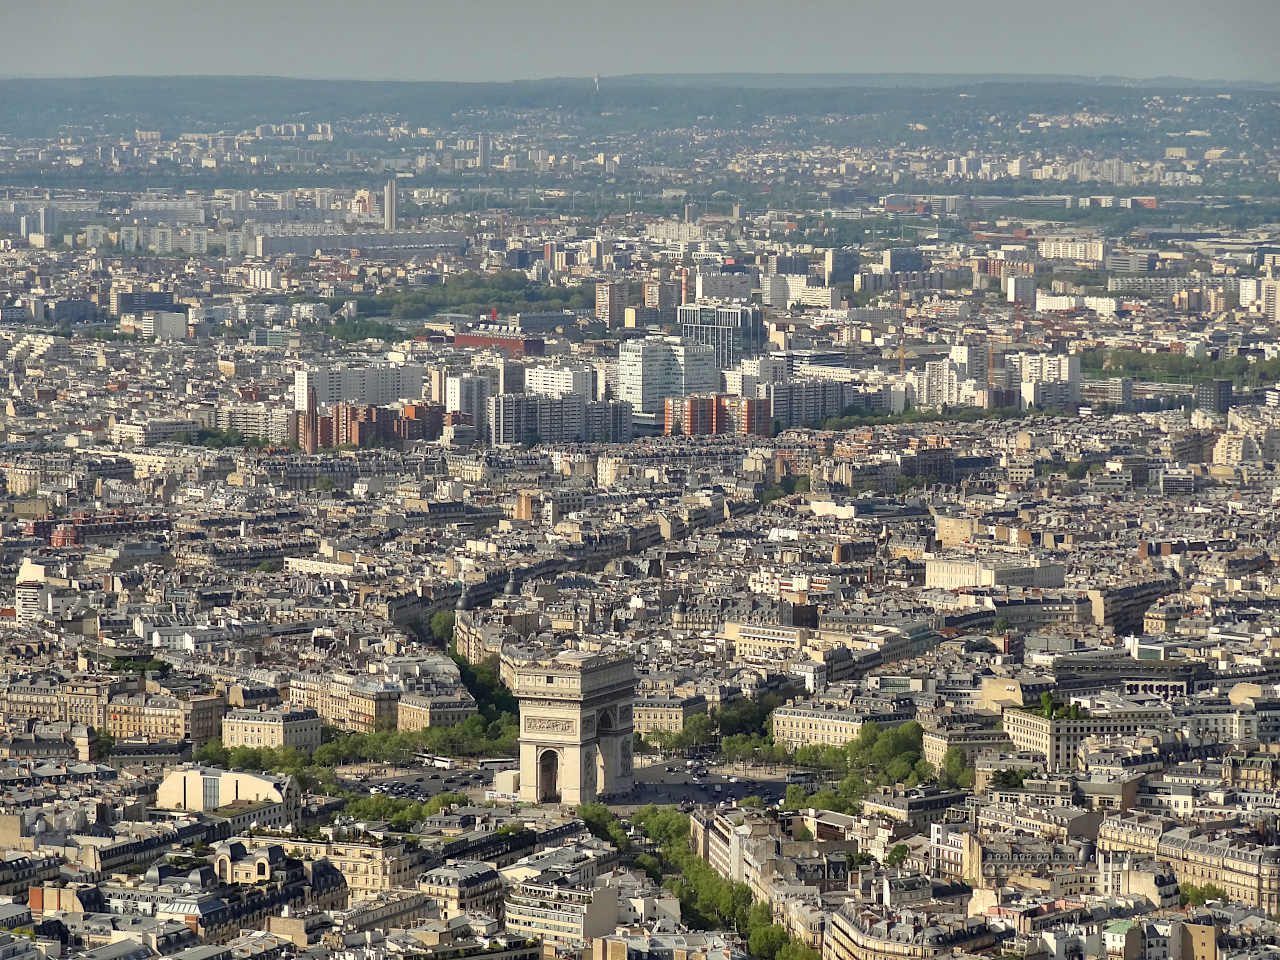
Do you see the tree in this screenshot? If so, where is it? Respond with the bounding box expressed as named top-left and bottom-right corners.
top-left (1181, 882), bottom-right (1227, 907)
top-left (90, 731), bottom-right (115, 760)
top-left (739, 795), bottom-right (764, 808)
top-left (429, 611), bottom-right (455, 646)
top-left (939, 747), bottom-right (969, 789)
top-left (578, 803), bottom-right (631, 853)
top-left (749, 924), bottom-right (791, 960)
top-left (792, 823), bottom-right (814, 841)
top-left (1040, 691), bottom-right (1056, 719)
top-left (635, 853), bottom-right (664, 883)
top-left (195, 739), bottom-right (230, 767)
top-left (992, 616), bottom-right (1012, 634)
top-left (885, 844), bottom-right (910, 868)
top-left (992, 768), bottom-right (1032, 789)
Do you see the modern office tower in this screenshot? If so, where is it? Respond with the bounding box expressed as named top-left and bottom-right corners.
top-left (1195, 379), bottom-right (1233, 415)
top-left (525, 361), bottom-right (595, 398)
top-left (1005, 274), bottom-right (1036, 305)
top-left (476, 134), bottom-right (489, 168)
top-left (595, 280), bottom-right (628, 327)
top-left (882, 247), bottom-right (924, 272)
top-left (383, 179), bottom-right (397, 231)
top-left (763, 253), bottom-right (810, 276)
top-left (110, 289), bottom-right (175, 316)
top-left (617, 336), bottom-right (718, 414)
top-left (445, 374), bottom-right (491, 429)
top-left (677, 303), bottom-right (765, 369)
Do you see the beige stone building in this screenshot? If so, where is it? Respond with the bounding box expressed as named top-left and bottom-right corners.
top-left (222, 706), bottom-right (323, 751)
top-left (633, 694), bottom-right (706, 737)
top-left (238, 832), bottom-right (421, 904)
top-left (156, 766), bottom-right (301, 829)
top-left (1098, 813), bottom-right (1280, 914)
top-left (823, 904), bottom-right (996, 960)
top-left (287, 673), bottom-right (400, 733)
top-left (397, 693), bottom-right (478, 731)
top-left (105, 692), bottom-right (225, 746)
top-left (1002, 702), bottom-right (1172, 772)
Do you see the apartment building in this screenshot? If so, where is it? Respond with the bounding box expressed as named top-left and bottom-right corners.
top-left (287, 673), bottom-right (400, 733)
top-left (397, 693), bottom-right (478, 730)
top-left (633, 694), bottom-right (707, 737)
top-left (772, 701), bottom-right (913, 750)
top-left (504, 875), bottom-right (617, 951)
top-left (1098, 814), bottom-right (1280, 915)
top-left (1003, 702), bottom-right (1173, 773)
top-left (824, 904), bottom-right (995, 960)
top-left (418, 861), bottom-right (505, 920)
top-left (105, 693), bottom-right (225, 746)
top-left (239, 832), bottom-right (421, 904)
top-left (221, 706), bottom-right (323, 752)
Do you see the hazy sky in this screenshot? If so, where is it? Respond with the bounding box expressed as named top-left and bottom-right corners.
top-left (5, 0), bottom-right (1279, 84)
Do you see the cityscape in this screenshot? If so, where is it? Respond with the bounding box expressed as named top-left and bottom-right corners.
top-left (5, 8), bottom-right (1280, 960)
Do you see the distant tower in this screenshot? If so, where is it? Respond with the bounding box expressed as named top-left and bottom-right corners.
top-left (476, 134), bottom-right (489, 169)
top-left (383, 179), bottom-right (397, 231)
top-left (594, 74), bottom-right (600, 94)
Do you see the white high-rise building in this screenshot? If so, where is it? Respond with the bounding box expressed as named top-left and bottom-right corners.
top-left (525, 361), bottom-right (594, 399)
top-left (1259, 279), bottom-right (1280, 323)
top-left (383, 179), bottom-right (397, 231)
top-left (1005, 274), bottom-right (1036, 305)
top-left (1006, 352), bottom-right (1081, 410)
top-left (617, 336), bottom-right (718, 414)
top-left (914, 359), bottom-right (962, 410)
top-left (488, 393), bottom-right (586, 446)
top-left (294, 363), bottom-right (425, 411)
top-left (948, 343), bottom-right (989, 386)
top-left (445, 374), bottom-right (490, 430)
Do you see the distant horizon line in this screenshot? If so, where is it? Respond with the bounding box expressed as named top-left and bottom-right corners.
top-left (0, 70), bottom-right (1273, 87)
